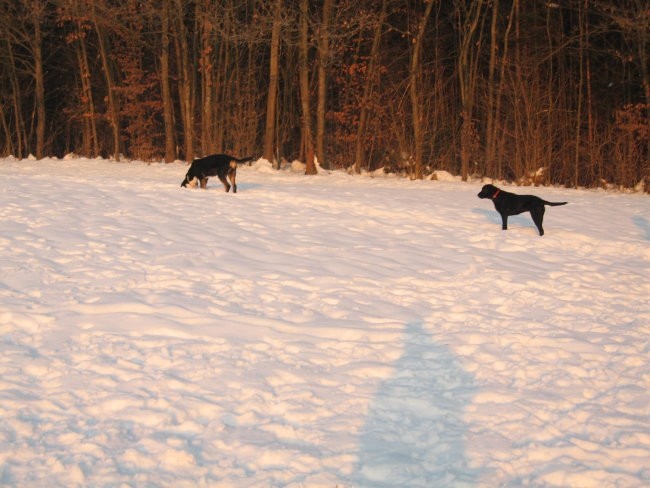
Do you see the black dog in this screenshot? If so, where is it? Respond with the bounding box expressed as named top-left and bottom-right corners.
top-left (477, 184), bottom-right (567, 236)
top-left (181, 153), bottom-right (254, 192)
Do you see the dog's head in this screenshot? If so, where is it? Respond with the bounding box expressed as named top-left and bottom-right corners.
top-left (181, 175), bottom-right (198, 188)
top-left (477, 184), bottom-right (499, 199)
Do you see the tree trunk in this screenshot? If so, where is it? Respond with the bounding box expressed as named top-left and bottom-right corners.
top-left (409, 0), bottom-right (435, 179)
top-left (635, 1), bottom-right (649, 193)
top-left (354, 0), bottom-right (387, 174)
top-left (6, 39), bottom-right (26, 158)
top-left (161, 0), bottom-right (176, 162)
top-left (316, 0), bottom-right (334, 169)
top-left (299, 0), bottom-right (317, 175)
top-left (92, 3), bottom-right (121, 161)
top-left (545, 2), bottom-right (555, 184)
top-left (484, 0), bottom-right (499, 177)
top-left (263, 0), bottom-right (282, 167)
top-left (174, 0), bottom-right (194, 162)
top-left (73, 6), bottom-right (98, 158)
top-left (0, 100), bottom-right (13, 155)
top-left (199, 0), bottom-right (215, 156)
top-left (214, 35), bottom-right (228, 152)
top-left (32, 5), bottom-right (45, 159)
top-left (574, 0), bottom-right (585, 188)
top-left (457, 0), bottom-right (485, 181)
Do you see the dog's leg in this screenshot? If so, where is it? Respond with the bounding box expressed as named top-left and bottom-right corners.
top-left (200, 177), bottom-right (208, 189)
top-left (531, 207), bottom-right (545, 236)
top-left (500, 212), bottom-right (508, 230)
top-left (218, 174), bottom-right (231, 192)
top-left (229, 169), bottom-right (237, 193)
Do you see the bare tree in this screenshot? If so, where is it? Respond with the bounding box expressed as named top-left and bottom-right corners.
top-left (73, 8), bottom-right (99, 157)
top-left (456, 0), bottom-right (486, 181)
top-left (353, 0), bottom-right (388, 174)
top-left (408, 0), bottom-right (435, 179)
top-left (1, 35), bottom-right (26, 157)
top-left (316, 0), bottom-right (334, 169)
top-left (173, 0), bottom-right (194, 162)
top-left (0, 101), bottom-right (11, 155)
top-left (484, 0), bottom-right (500, 177)
top-left (299, 0), bottom-right (317, 174)
top-left (263, 0), bottom-right (282, 167)
top-left (29, 0), bottom-right (46, 159)
top-left (91, 0), bottom-right (122, 161)
top-left (161, 0), bottom-right (176, 162)
top-left (1, 0), bottom-right (49, 158)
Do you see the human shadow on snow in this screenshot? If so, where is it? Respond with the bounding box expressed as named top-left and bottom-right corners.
top-left (352, 322), bottom-right (477, 487)
top-left (632, 215), bottom-right (650, 241)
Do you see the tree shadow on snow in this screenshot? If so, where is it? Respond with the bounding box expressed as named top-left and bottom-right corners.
top-left (352, 322), bottom-right (477, 487)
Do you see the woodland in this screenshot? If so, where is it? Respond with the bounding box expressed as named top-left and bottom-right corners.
top-left (0, 0), bottom-right (648, 189)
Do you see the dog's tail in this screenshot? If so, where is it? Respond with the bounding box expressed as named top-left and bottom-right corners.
top-left (545, 201), bottom-right (568, 206)
top-left (233, 156), bottom-right (255, 165)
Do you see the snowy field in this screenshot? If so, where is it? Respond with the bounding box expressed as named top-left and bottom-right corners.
top-left (0, 156), bottom-right (648, 487)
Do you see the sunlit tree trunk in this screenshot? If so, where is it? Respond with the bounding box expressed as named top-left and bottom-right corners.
top-left (354, 0), bottom-right (387, 174)
top-left (545, 2), bottom-right (555, 184)
top-left (0, 103), bottom-right (11, 155)
top-left (491, 0), bottom-right (515, 181)
top-left (574, 0), bottom-right (586, 188)
top-left (584, 0), bottom-right (596, 184)
top-left (315, 0), bottom-right (333, 169)
top-left (161, 0), bottom-right (176, 162)
top-left (263, 0), bottom-right (282, 167)
top-left (213, 13), bottom-right (229, 153)
top-left (31, 1), bottom-right (46, 159)
top-left (5, 40), bottom-right (26, 158)
top-left (199, 0), bottom-right (215, 156)
top-left (457, 0), bottom-right (485, 181)
top-left (299, 0), bottom-right (316, 174)
top-left (409, 0), bottom-right (435, 179)
top-left (66, 0), bottom-right (99, 158)
top-left (633, 1), bottom-right (649, 192)
top-left (91, 2), bottom-right (121, 161)
top-left (77, 38), bottom-right (99, 157)
top-left (173, 0), bottom-right (194, 162)
top-left (484, 0), bottom-right (499, 177)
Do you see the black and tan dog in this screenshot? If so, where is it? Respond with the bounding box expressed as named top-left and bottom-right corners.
top-left (477, 184), bottom-right (567, 236)
top-left (181, 153), bottom-right (254, 192)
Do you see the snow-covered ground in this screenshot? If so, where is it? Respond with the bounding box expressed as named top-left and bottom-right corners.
top-left (0, 156), bottom-right (648, 487)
